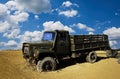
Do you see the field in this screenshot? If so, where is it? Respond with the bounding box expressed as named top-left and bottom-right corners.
top-left (0, 50), bottom-right (120, 79)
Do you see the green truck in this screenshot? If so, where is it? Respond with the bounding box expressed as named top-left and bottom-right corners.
top-left (22, 30), bottom-right (117, 72)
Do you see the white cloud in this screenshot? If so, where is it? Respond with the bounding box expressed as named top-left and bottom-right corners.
top-left (0, 11), bottom-right (29, 38)
top-left (103, 27), bottom-right (120, 39)
top-left (18, 31), bottom-right (42, 43)
top-left (4, 40), bottom-right (18, 46)
top-left (16, 30), bottom-right (42, 49)
top-left (0, 0), bottom-right (51, 38)
top-left (0, 4), bottom-right (7, 13)
top-left (34, 15), bottom-right (39, 19)
top-left (73, 23), bottom-right (94, 32)
top-left (89, 32), bottom-right (94, 35)
top-left (53, 1), bottom-right (79, 18)
top-left (15, 0), bottom-right (51, 14)
top-left (6, 0), bottom-right (51, 14)
top-left (94, 21), bottom-right (111, 28)
top-left (0, 40), bottom-right (18, 50)
top-left (3, 29), bottom-right (20, 38)
top-left (0, 4), bottom-right (8, 18)
top-left (59, 9), bottom-right (78, 17)
top-left (62, 1), bottom-right (79, 7)
top-left (103, 27), bottom-right (120, 48)
top-left (62, 1), bottom-right (72, 7)
top-left (0, 1), bottom-right (29, 39)
top-left (0, 21), bottom-right (10, 32)
top-left (43, 21), bottom-right (75, 33)
top-left (9, 12), bottom-right (29, 24)
top-left (5, 0), bottom-right (24, 11)
top-left (109, 40), bottom-right (117, 47)
top-left (0, 0), bottom-right (52, 50)
top-left (0, 40), bottom-right (17, 46)
top-left (0, 42), bottom-right (5, 46)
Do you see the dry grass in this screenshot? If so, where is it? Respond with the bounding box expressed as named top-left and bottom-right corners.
top-left (0, 50), bottom-right (120, 79)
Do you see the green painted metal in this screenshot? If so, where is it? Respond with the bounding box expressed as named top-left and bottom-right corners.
top-left (22, 30), bottom-right (110, 60)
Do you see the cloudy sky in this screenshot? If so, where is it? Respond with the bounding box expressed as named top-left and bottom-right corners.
top-left (0, 0), bottom-right (120, 50)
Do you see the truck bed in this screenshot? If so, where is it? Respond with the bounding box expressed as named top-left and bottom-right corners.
top-left (70, 34), bottom-right (110, 52)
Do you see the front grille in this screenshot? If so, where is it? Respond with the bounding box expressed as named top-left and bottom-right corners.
top-left (23, 47), bottom-right (29, 58)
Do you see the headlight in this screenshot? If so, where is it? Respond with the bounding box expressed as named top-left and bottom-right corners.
top-left (33, 49), bottom-right (39, 58)
top-left (24, 47), bottom-right (29, 55)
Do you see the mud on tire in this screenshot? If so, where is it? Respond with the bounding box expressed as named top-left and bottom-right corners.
top-left (37, 57), bottom-right (56, 72)
top-left (86, 51), bottom-right (97, 63)
top-left (106, 50), bottom-right (118, 58)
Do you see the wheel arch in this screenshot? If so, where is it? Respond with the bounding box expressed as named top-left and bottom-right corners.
top-left (38, 52), bottom-right (56, 60)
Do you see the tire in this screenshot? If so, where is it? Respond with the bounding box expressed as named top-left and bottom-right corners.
top-left (106, 50), bottom-right (118, 58)
top-left (86, 51), bottom-right (97, 63)
top-left (118, 58), bottom-right (120, 64)
top-left (106, 50), bottom-right (113, 58)
top-left (37, 57), bottom-right (56, 72)
top-left (112, 50), bottom-right (118, 58)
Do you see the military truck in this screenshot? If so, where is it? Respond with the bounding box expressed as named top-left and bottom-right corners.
top-left (22, 30), bottom-right (117, 72)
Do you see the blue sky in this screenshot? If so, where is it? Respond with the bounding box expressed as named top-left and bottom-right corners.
top-left (0, 0), bottom-right (120, 50)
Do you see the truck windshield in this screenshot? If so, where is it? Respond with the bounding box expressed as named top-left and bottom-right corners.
top-left (42, 32), bottom-right (55, 41)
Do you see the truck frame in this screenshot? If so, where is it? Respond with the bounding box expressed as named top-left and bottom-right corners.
top-left (22, 30), bottom-right (117, 72)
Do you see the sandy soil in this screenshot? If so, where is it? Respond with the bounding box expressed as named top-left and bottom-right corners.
top-left (0, 50), bottom-right (120, 79)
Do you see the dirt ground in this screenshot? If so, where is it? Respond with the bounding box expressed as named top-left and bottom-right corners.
top-left (0, 50), bottom-right (120, 79)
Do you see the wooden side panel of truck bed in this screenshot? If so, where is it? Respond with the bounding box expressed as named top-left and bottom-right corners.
top-left (70, 35), bottom-right (110, 51)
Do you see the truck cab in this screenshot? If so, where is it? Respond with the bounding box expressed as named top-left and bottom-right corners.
top-left (22, 30), bottom-right (71, 62)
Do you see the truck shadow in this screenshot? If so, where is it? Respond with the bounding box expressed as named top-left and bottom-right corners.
top-left (97, 56), bottom-right (108, 62)
top-left (57, 56), bottom-right (108, 70)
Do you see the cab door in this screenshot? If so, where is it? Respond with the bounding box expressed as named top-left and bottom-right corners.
top-left (56, 32), bottom-right (70, 56)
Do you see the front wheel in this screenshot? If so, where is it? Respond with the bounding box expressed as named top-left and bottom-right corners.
top-left (86, 51), bottom-right (97, 63)
top-left (37, 57), bottom-right (56, 72)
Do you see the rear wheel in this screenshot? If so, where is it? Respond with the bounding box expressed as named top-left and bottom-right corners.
top-left (118, 57), bottom-right (120, 64)
top-left (86, 51), bottom-right (97, 63)
top-left (106, 50), bottom-right (118, 58)
top-left (106, 50), bottom-right (113, 57)
top-left (37, 57), bottom-right (56, 72)
top-left (112, 50), bottom-right (118, 58)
